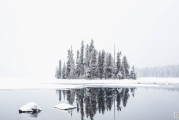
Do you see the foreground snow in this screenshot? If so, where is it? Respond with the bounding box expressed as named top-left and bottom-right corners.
top-left (0, 77), bottom-right (179, 90)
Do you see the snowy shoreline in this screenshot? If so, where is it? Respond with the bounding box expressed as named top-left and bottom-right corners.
top-left (0, 77), bottom-right (179, 90)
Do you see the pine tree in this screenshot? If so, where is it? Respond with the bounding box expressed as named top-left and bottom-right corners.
top-left (130, 66), bottom-right (136, 79)
top-left (89, 40), bottom-right (97, 79)
top-left (89, 39), bottom-right (94, 53)
top-left (112, 44), bottom-right (117, 79)
top-left (76, 50), bottom-right (80, 78)
top-left (59, 60), bottom-right (62, 78)
top-left (66, 49), bottom-right (71, 78)
top-left (84, 44), bottom-right (90, 78)
top-left (80, 41), bottom-right (84, 77)
top-left (122, 56), bottom-right (130, 79)
top-left (97, 51), bottom-right (102, 79)
top-left (116, 52), bottom-right (122, 79)
top-left (62, 62), bottom-right (67, 79)
top-left (66, 47), bottom-right (75, 79)
top-left (89, 49), bottom-right (97, 79)
top-left (106, 53), bottom-right (113, 79)
top-left (101, 50), bottom-right (106, 79)
top-left (69, 47), bottom-right (75, 79)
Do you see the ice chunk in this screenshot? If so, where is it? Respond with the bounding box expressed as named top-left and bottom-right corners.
top-left (19, 102), bottom-right (42, 113)
top-left (54, 103), bottom-right (76, 110)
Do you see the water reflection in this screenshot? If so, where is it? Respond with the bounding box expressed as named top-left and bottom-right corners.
top-left (57, 88), bottom-right (136, 120)
top-left (19, 111), bottom-right (41, 118)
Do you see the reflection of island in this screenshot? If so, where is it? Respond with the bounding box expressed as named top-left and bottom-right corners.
top-left (57, 87), bottom-right (135, 120)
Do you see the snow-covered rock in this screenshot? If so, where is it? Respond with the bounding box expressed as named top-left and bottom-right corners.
top-left (54, 103), bottom-right (76, 110)
top-left (19, 102), bottom-right (42, 113)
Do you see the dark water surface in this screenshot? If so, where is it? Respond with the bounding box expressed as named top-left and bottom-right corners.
top-left (0, 87), bottom-right (179, 120)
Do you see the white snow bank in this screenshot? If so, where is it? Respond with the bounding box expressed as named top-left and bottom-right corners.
top-left (54, 103), bottom-right (76, 110)
top-left (0, 77), bottom-right (83, 89)
top-left (19, 102), bottom-right (41, 113)
top-left (0, 77), bottom-right (179, 89)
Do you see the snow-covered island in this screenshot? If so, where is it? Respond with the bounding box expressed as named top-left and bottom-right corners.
top-left (55, 40), bottom-right (136, 80)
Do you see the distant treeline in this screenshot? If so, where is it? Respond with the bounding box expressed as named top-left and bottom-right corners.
top-left (136, 65), bottom-right (179, 77)
top-left (56, 40), bottom-right (136, 80)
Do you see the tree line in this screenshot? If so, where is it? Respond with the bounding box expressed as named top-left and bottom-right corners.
top-left (136, 64), bottom-right (179, 77)
top-left (55, 40), bottom-right (136, 79)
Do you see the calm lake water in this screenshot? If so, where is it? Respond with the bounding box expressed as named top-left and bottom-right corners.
top-left (0, 86), bottom-right (179, 120)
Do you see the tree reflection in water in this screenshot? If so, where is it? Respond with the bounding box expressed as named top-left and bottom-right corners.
top-left (57, 87), bottom-right (136, 120)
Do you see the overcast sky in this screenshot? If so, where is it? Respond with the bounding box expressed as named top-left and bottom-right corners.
top-left (0, 0), bottom-right (179, 78)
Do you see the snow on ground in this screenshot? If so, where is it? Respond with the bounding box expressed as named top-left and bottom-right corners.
top-left (0, 77), bottom-right (179, 90)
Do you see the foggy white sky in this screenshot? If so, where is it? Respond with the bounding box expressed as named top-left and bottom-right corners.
top-left (0, 0), bottom-right (179, 78)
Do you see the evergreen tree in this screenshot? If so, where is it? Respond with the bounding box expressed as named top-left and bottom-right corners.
top-left (89, 49), bottom-right (97, 79)
top-left (122, 56), bottom-right (130, 79)
top-left (103, 52), bottom-right (107, 79)
top-left (66, 48), bottom-right (75, 79)
top-left (69, 47), bottom-right (75, 79)
top-left (89, 39), bottom-right (94, 53)
top-left (106, 53), bottom-right (113, 79)
top-left (116, 52), bottom-right (122, 79)
top-left (76, 50), bottom-right (80, 78)
top-left (97, 51), bottom-right (102, 79)
top-left (84, 44), bottom-right (90, 78)
top-left (80, 41), bottom-right (85, 77)
top-left (62, 62), bottom-right (67, 79)
top-left (101, 50), bottom-right (106, 79)
top-left (130, 66), bottom-right (136, 79)
top-left (66, 49), bottom-right (71, 78)
top-left (58, 60), bottom-right (62, 78)
top-left (88, 40), bottom-right (97, 79)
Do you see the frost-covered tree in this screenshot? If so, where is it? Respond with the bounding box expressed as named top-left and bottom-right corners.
top-left (69, 48), bottom-right (75, 79)
top-left (97, 51), bottom-right (102, 79)
top-left (88, 40), bottom-right (97, 79)
top-left (90, 49), bottom-right (97, 79)
top-left (84, 44), bottom-right (90, 78)
top-left (101, 50), bottom-right (106, 79)
top-left (105, 53), bottom-right (113, 79)
top-left (66, 47), bottom-right (75, 79)
top-left (136, 64), bottom-right (179, 78)
top-left (66, 50), bottom-right (71, 78)
top-left (75, 50), bottom-right (80, 78)
top-left (80, 41), bottom-right (85, 77)
top-left (116, 52), bottom-right (122, 79)
top-left (122, 56), bottom-right (130, 79)
top-left (62, 62), bottom-right (67, 79)
top-left (130, 66), bottom-right (136, 79)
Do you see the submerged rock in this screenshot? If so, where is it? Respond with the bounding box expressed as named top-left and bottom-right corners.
top-left (54, 103), bottom-right (76, 110)
top-left (19, 102), bottom-right (42, 113)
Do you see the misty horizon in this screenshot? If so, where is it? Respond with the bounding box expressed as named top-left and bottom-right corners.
top-left (0, 0), bottom-right (179, 78)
